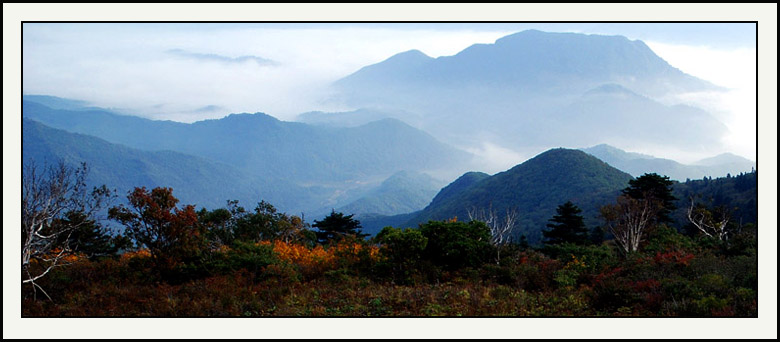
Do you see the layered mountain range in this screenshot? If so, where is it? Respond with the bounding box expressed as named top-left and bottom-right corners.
top-left (327, 30), bottom-right (731, 158)
top-left (581, 144), bottom-right (755, 181)
top-left (360, 148), bottom-right (757, 245)
top-left (22, 29), bottom-right (755, 234)
top-left (22, 99), bottom-right (470, 216)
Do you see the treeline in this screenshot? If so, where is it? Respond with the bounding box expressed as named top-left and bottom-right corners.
top-left (22, 162), bottom-right (757, 317)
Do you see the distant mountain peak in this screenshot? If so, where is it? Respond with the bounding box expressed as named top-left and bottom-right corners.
top-left (393, 49), bottom-right (431, 59)
top-left (494, 29), bottom-right (630, 45)
top-left (374, 49), bottom-right (433, 68)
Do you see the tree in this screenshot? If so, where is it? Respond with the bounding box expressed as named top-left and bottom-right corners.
top-left (622, 173), bottom-right (676, 224)
top-left (467, 204), bottom-right (519, 263)
top-left (418, 220), bottom-right (494, 270)
top-left (687, 196), bottom-right (732, 241)
top-left (313, 210), bottom-right (367, 244)
top-left (51, 211), bottom-right (131, 259)
top-left (600, 194), bottom-right (663, 256)
top-left (199, 200), bottom-right (314, 247)
top-left (374, 227), bottom-right (428, 284)
top-left (22, 160), bottom-right (114, 299)
top-left (543, 201), bottom-right (589, 246)
top-left (109, 187), bottom-right (204, 271)
top-left (467, 204), bottom-right (518, 247)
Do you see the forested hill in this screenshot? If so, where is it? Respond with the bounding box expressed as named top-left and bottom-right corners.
top-left (671, 171), bottom-right (758, 230)
top-left (405, 148), bottom-right (635, 244)
top-left (22, 118), bottom-right (306, 211)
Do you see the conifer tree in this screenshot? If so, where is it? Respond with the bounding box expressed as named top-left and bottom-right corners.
top-left (543, 201), bottom-right (589, 245)
top-left (622, 173), bottom-right (676, 224)
top-left (313, 210), bottom-right (366, 244)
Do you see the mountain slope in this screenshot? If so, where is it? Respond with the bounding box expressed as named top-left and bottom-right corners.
top-left (22, 119), bottom-right (309, 211)
top-left (337, 170), bottom-right (446, 217)
top-left (672, 171), bottom-right (757, 228)
top-left (22, 100), bottom-right (473, 184)
top-left (426, 171), bottom-right (491, 209)
top-left (406, 148), bottom-right (635, 244)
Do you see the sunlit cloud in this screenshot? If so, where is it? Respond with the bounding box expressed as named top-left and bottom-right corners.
top-left (465, 142), bottom-right (528, 175)
top-left (645, 41), bottom-right (757, 162)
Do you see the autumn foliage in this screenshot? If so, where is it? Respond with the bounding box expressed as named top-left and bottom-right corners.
top-left (109, 187), bottom-right (205, 272)
top-left (23, 186), bottom-right (757, 317)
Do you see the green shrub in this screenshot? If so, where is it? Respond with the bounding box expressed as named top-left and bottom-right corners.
top-left (204, 241), bottom-right (279, 278)
top-left (642, 224), bottom-right (695, 255)
top-left (419, 220), bottom-right (494, 271)
top-left (374, 227), bottom-right (428, 284)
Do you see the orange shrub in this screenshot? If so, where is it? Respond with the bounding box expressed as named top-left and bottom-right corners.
top-left (260, 241), bottom-right (379, 278)
top-left (120, 249), bottom-right (152, 262)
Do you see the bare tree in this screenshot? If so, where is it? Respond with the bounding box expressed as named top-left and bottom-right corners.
top-left (467, 204), bottom-right (519, 263)
top-left (600, 194), bottom-right (662, 256)
top-left (687, 196), bottom-right (731, 241)
top-left (22, 160), bottom-right (113, 299)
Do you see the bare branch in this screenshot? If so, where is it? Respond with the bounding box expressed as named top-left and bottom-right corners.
top-left (687, 196), bottom-right (731, 241)
top-left (601, 194), bottom-right (661, 255)
top-left (468, 204), bottom-right (519, 264)
top-left (22, 159), bottom-right (114, 297)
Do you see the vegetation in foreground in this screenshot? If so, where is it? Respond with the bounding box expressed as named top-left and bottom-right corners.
top-left (22, 162), bottom-right (757, 317)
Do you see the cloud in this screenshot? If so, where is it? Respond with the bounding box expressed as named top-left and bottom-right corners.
top-left (191, 105), bottom-right (226, 113)
top-left (22, 24), bottom-right (513, 122)
top-left (166, 48), bottom-right (278, 66)
top-left (644, 41), bottom-right (757, 162)
top-left (465, 142), bottom-right (528, 174)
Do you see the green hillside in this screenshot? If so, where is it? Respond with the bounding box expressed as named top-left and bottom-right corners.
top-left (407, 148), bottom-right (634, 244)
top-left (22, 119), bottom-right (316, 212)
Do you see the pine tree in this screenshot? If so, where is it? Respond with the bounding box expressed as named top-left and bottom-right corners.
top-left (313, 210), bottom-right (367, 244)
top-left (543, 201), bottom-right (589, 245)
top-left (622, 173), bottom-right (677, 224)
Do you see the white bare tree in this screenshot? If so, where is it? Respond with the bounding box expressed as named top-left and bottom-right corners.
top-left (600, 194), bottom-right (662, 255)
top-left (687, 196), bottom-right (731, 241)
top-left (467, 204), bottom-right (519, 263)
top-left (22, 160), bottom-right (113, 300)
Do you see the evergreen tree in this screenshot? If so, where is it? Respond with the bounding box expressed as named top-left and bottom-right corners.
top-left (590, 225), bottom-right (606, 245)
top-left (622, 173), bottom-right (677, 224)
top-left (543, 201), bottom-right (589, 245)
top-left (53, 211), bottom-right (131, 259)
top-left (313, 210), bottom-right (367, 244)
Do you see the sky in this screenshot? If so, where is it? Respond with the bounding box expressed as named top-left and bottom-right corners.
top-left (22, 22), bottom-right (757, 163)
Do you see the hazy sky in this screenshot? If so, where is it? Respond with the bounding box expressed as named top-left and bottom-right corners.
top-left (22, 23), bottom-right (757, 162)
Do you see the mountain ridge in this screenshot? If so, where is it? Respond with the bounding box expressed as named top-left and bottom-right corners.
top-left (581, 144), bottom-right (756, 181)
